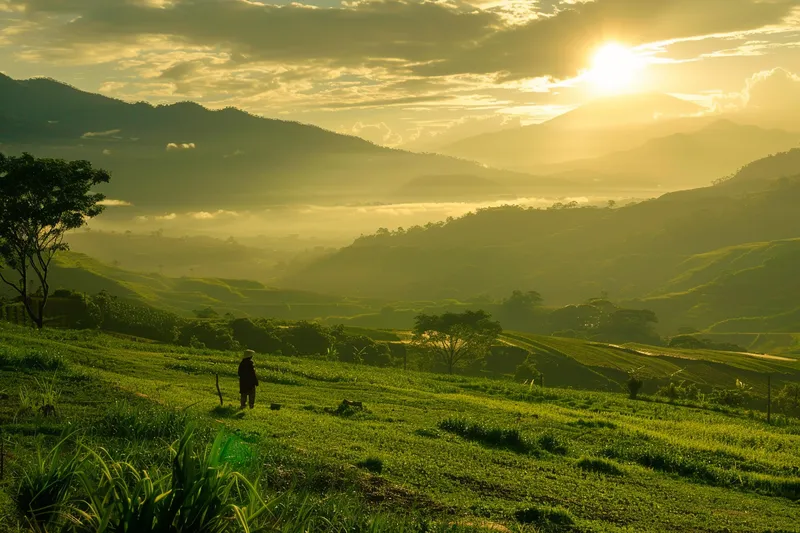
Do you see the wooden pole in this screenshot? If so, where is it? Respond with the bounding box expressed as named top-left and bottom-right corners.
top-left (215, 373), bottom-right (223, 406)
top-left (540, 374), bottom-right (544, 388)
top-left (767, 375), bottom-right (771, 424)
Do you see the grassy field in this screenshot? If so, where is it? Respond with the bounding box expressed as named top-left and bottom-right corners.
top-left (1, 323), bottom-right (799, 532)
top-left (502, 332), bottom-right (800, 395)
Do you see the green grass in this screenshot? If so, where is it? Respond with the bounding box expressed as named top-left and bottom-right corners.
top-left (502, 332), bottom-right (800, 395)
top-left (1, 323), bottom-right (800, 532)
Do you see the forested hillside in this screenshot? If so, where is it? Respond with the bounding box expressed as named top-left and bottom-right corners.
top-left (285, 152), bottom-right (800, 333)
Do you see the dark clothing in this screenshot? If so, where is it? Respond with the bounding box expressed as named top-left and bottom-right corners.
top-left (240, 387), bottom-right (256, 410)
top-left (238, 357), bottom-right (259, 394)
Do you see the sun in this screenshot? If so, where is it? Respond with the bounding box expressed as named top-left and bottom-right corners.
top-left (588, 43), bottom-right (643, 94)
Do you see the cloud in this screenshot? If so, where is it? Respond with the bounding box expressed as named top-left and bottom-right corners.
top-left (98, 81), bottom-right (127, 93)
top-left (190, 210), bottom-right (240, 220)
top-left (166, 142), bottom-right (196, 150)
top-left (81, 128), bottom-right (121, 139)
top-left (158, 60), bottom-right (202, 80)
top-left (12, 0), bottom-right (793, 83)
top-left (349, 121), bottom-right (403, 146)
top-left (743, 67), bottom-right (800, 112)
top-left (98, 199), bottom-right (132, 207)
top-left (414, 0), bottom-right (798, 79)
top-left (714, 67), bottom-right (800, 112)
top-left (14, 0), bottom-right (499, 70)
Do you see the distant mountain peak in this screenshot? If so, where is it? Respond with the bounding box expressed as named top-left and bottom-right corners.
top-left (543, 92), bottom-right (703, 130)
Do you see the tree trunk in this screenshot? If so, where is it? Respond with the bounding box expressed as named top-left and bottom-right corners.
top-left (21, 297), bottom-right (42, 329)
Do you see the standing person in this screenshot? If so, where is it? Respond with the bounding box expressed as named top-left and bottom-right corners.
top-left (238, 349), bottom-right (259, 409)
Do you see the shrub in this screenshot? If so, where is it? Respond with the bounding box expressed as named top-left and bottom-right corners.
top-left (514, 359), bottom-right (541, 384)
top-left (178, 321), bottom-right (238, 351)
top-left (570, 419), bottom-right (616, 429)
top-left (514, 505), bottom-right (575, 530)
top-left (577, 457), bottom-right (624, 476)
top-left (413, 428), bottom-right (441, 439)
top-left (774, 384), bottom-right (800, 417)
top-left (538, 433), bottom-right (569, 455)
top-left (709, 380), bottom-right (756, 408)
top-left (438, 418), bottom-right (533, 453)
top-left (627, 375), bottom-right (644, 400)
top-left (230, 318), bottom-right (284, 354)
top-left (356, 457), bottom-right (384, 474)
top-left (335, 336), bottom-right (392, 367)
top-left (280, 321), bottom-right (333, 356)
top-left (657, 381), bottom-right (702, 402)
top-left (326, 400), bottom-right (370, 419)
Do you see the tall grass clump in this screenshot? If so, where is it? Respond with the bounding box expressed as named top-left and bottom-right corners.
top-left (514, 504), bottom-right (575, 531)
top-left (91, 401), bottom-right (192, 441)
top-left (12, 428), bottom-right (487, 532)
top-left (537, 433), bottom-right (569, 455)
top-left (438, 418), bottom-right (533, 453)
top-left (0, 346), bottom-right (68, 371)
top-left (603, 442), bottom-right (800, 499)
top-left (576, 457), bottom-right (624, 476)
top-left (15, 435), bottom-right (81, 530)
top-left (15, 374), bottom-right (62, 420)
top-left (72, 428), bottom-right (258, 533)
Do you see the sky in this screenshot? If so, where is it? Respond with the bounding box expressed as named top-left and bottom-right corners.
top-left (1, 0), bottom-right (799, 149)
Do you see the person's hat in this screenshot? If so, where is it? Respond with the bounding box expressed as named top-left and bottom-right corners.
top-left (243, 349), bottom-right (255, 358)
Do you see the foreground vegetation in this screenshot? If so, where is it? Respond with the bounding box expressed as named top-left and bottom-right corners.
top-left (1, 323), bottom-right (799, 532)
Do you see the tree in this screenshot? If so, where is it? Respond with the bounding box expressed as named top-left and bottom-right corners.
top-left (596, 308), bottom-right (661, 345)
top-left (499, 290), bottom-right (544, 331)
top-left (502, 290), bottom-right (543, 314)
top-left (0, 153), bottom-right (110, 328)
top-left (412, 310), bottom-right (502, 375)
top-left (193, 306), bottom-right (219, 319)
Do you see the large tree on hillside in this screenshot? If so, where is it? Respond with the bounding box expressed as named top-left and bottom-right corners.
top-left (0, 153), bottom-right (110, 328)
top-left (412, 310), bottom-right (502, 374)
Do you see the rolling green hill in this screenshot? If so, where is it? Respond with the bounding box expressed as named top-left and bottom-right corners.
top-left (38, 252), bottom-right (374, 319)
top-left (283, 151), bottom-right (800, 335)
top-left (502, 332), bottom-right (799, 395)
top-left (630, 239), bottom-right (800, 332)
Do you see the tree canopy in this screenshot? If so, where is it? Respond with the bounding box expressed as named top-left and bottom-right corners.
top-left (0, 153), bottom-right (110, 327)
top-left (412, 310), bottom-right (502, 374)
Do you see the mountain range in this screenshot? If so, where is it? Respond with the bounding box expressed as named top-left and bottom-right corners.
top-left (0, 73), bottom-right (562, 209)
top-left (437, 93), bottom-right (799, 188)
top-left (3, 74), bottom-right (798, 212)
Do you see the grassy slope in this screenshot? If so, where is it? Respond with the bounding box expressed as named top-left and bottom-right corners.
top-left (46, 252), bottom-right (373, 318)
top-left (634, 239), bottom-right (800, 333)
top-left (503, 333), bottom-right (800, 394)
top-left (1, 324), bottom-right (799, 532)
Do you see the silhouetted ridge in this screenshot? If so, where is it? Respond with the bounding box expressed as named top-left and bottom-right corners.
top-left (0, 73), bottom-right (557, 208)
